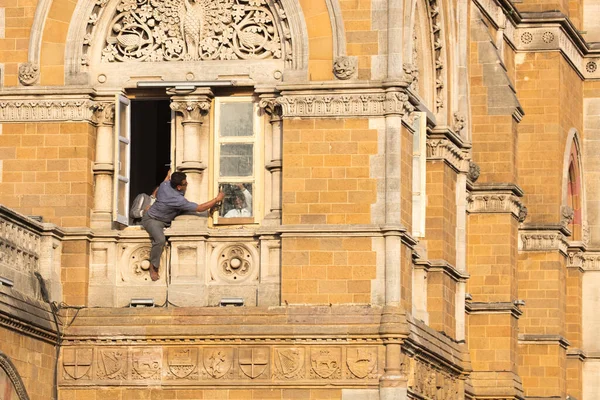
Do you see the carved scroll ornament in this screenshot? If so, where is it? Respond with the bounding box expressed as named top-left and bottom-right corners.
top-left (102, 0), bottom-right (289, 63)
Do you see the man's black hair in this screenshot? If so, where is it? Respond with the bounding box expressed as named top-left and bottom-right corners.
top-left (170, 171), bottom-right (187, 189)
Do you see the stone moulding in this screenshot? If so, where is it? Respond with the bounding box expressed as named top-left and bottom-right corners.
top-left (518, 229), bottom-right (569, 255)
top-left (465, 301), bottom-right (523, 319)
top-left (473, 0), bottom-right (599, 79)
top-left (517, 334), bottom-right (570, 350)
top-left (567, 250), bottom-right (600, 271)
top-left (0, 99), bottom-right (93, 122)
top-left (426, 137), bottom-right (469, 173)
top-left (276, 87), bottom-right (416, 119)
top-left (0, 352), bottom-right (31, 400)
top-left (467, 192), bottom-right (525, 221)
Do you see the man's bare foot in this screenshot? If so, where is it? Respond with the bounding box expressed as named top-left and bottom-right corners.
top-left (149, 265), bottom-right (160, 281)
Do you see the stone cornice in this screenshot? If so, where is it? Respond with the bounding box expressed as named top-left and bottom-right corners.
top-left (275, 83), bottom-right (417, 119)
top-left (473, 0), bottom-right (600, 80)
top-left (518, 334), bottom-right (570, 349)
top-left (428, 260), bottom-right (470, 282)
top-left (518, 226), bottom-right (569, 256)
top-left (467, 184), bottom-right (526, 222)
top-left (567, 249), bottom-right (600, 271)
top-left (0, 287), bottom-right (58, 345)
top-left (465, 301), bottom-right (523, 319)
top-left (426, 136), bottom-right (469, 173)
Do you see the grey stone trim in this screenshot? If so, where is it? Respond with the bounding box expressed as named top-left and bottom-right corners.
top-left (0, 352), bottom-right (31, 400)
top-left (276, 86), bottom-right (416, 119)
top-left (518, 334), bottom-right (570, 350)
top-left (473, 0), bottom-right (600, 79)
top-left (518, 229), bottom-right (569, 256)
top-left (428, 260), bottom-right (470, 282)
top-left (325, 0), bottom-right (346, 58)
top-left (466, 301), bottom-right (523, 318)
top-left (0, 286), bottom-right (58, 345)
top-left (566, 348), bottom-right (586, 361)
top-left (27, 0), bottom-right (52, 68)
top-left (467, 187), bottom-right (526, 222)
top-left (426, 136), bottom-right (469, 173)
top-left (568, 250), bottom-right (600, 271)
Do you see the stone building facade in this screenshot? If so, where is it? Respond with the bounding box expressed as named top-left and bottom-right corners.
top-left (0, 0), bottom-right (599, 399)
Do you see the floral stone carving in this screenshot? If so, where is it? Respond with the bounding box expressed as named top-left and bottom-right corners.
top-left (103, 0), bottom-right (286, 62)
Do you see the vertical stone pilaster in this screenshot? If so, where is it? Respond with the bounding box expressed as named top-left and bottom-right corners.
top-left (259, 95), bottom-right (283, 224)
top-left (169, 88), bottom-right (213, 206)
top-left (90, 102), bottom-right (115, 229)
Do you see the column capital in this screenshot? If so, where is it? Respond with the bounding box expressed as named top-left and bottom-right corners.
top-left (170, 88), bottom-right (214, 122)
top-left (258, 97), bottom-right (283, 121)
top-left (90, 102), bottom-right (115, 126)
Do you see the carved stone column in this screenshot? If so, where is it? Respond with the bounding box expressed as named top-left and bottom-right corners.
top-left (259, 95), bottom-right (283, 224)
top-left (169, 89), bottom-right (213, 206)
top-left (90, 102), bottom-right (115, 229)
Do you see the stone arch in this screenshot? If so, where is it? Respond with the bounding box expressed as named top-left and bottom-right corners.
top-left (324, 0), bottom-right (346, 59)
top-left (562, 129), bottom-right (586, 241)
top-left (0, 352), bottom-right (31, 400)
top-left (64, 0), bottom-right (309, 86)
top-left (410, 0), bottom-right (436, 111)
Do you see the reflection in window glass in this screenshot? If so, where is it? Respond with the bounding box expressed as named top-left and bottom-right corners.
top-left (219, 144), bottom-right (253, 177)
top-left (219, 183), bottom-right (253, 218)
top-left (220, 103), bottom-right (254, 137)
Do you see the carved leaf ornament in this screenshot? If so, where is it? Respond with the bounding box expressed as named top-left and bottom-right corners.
top-left (103, 0), bottom-right (286, 62)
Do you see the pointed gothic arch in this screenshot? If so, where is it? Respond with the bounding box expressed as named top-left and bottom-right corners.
top-left (64, 0), bottom-right (309, 86)
top-left (0, 352), bottom-right (31, 400)
top-left (562, 129), bottom-right (586, 241)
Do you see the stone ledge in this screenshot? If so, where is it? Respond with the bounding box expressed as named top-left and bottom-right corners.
top-left (467, 370), bottom-right (525, 400)
top-left (0, 285), bottom-right (58, 344)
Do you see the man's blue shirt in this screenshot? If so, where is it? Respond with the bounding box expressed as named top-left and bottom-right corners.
top-left (146, 181), bottom-right (198, 222)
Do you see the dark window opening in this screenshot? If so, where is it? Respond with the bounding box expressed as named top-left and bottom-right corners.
top-left (129, 99), bottom-right (171, 207)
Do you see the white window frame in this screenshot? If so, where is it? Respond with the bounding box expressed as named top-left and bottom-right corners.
top-left (212, 96), bottom-right (262, 225)
top-left (113, 94), bottom-right (131, 225)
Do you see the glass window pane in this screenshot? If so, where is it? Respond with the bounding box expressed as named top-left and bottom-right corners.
top-left (220, 144), bottom-right (253, 177)
top-left (220, 103), bottom-right (254, 137)
top-left (218, 183), bottom-right (253, 218)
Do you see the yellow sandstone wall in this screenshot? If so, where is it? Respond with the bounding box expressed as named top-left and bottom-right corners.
top-left (0, 1), bottom-right (34, 86)
top-left (0, 327), bottom-right (56, 400)
top-left (0, 122), bottom-right (95, 228)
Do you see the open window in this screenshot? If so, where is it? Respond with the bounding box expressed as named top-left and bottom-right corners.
top-left (213, 97), bottom-right (261, 225)
top-left (113, 94), bottom-right (131, 225)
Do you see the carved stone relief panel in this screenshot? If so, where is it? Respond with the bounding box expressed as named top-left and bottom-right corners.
top-left (239, 347), bottom-right (270, 379)
top-left (98, 0), bottom-right (291, 65)
top-left (62, 348), bottom-right (93, 381)
top-left (60, 344), bottom-right (383, 386)
top-left (165, 348), bottom-right (200, 380)
top-left (309, 347), bottom-right (342, 380)
top-left (345, 347), bottom-right (377, 379)
top-left (273, 347), bottom-right (305, 380)
top-left (96, 348), bottom-right (128, 380)
top-left (131, 348), bottom-right (162, 381)
top-left (208, 242), bottom-right (259, 284)
top-left (117, 243), bottom-right (161, 283)
top-left (202, 348), bottom-right (235, 380)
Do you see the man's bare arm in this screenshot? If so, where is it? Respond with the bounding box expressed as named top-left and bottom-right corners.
top-left (196, 191), bottom-right (225, 212)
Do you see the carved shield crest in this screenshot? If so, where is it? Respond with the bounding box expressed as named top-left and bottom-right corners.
top-left (239, 347), bottom-right (269, 379)
top-left (167, 348), bottom-right (198, 379)
top-left (273, 348), bottom-right (304, 379)
top-left (63, 348), bottom-right (92, 380)
top-left (131, 348), bottom-right (161, 380)
top-left (203, 348), bottom-right (233, 379)
top-left (96, 349), bottom-right (127, 380)
top-left (310, 348), bottom-right (341, 379)
top-left (346, 347), bottom-right (377, 379)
